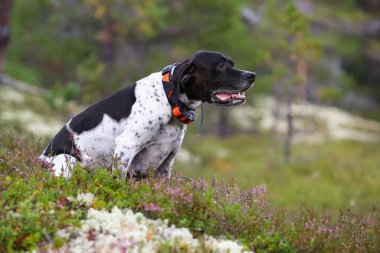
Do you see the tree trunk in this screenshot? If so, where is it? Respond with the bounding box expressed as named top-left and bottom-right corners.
top-left (218, 108), bottom-right (230, 137)
top-left (100, 15), bottom-right (117, 79)
top-left (0, 74), bottom-right (47, 96)
top-left (284, 90), bottom-right (293, 163)
top-left (0, 0), bottom-right (12, 73)
top-left (271, 82), bottom-right (282, 156)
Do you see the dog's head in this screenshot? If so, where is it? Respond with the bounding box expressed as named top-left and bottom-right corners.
top-left (175, 50), bottom-right (256, 106)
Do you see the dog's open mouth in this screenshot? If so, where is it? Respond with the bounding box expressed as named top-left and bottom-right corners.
top-left (213, 91), bottom-right (246, 105)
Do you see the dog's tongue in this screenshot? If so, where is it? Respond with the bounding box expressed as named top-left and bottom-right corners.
top-left (215, 92), bottom-right (243, 101)
top-left (215, 93), bottom-right (232, 101)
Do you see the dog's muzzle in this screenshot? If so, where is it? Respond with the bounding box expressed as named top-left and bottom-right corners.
top-left (211, 71), bottom-right (256, 106)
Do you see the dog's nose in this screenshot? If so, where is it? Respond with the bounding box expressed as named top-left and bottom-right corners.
top-left (243, 71), bottom-right (256, 82)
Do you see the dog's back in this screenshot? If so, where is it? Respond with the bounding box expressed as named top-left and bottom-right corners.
top-left (42, 84), bottom-right (137, 159)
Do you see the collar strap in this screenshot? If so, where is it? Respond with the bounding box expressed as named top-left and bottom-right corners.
top-left (162, 65), bottom-right (196, 125)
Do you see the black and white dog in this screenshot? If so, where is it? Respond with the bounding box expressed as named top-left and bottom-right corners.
top-left (39, 50), bottom-right (256, 178)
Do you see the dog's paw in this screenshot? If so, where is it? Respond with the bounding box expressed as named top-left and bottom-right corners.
top-left (48, 154), bottom-right (77, 179)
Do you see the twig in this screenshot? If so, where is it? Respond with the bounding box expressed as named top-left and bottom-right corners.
top-left (0, 74), bottom-right (47, 96)
top-left (174, 175), bottom-right (194, 182)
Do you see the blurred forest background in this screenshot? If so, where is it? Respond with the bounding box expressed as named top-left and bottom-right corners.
top-left (0, 0), bottom-right (380, 213)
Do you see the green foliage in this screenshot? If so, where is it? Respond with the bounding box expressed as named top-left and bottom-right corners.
top-left (254, 231), bottom-right (294, 253)
top-left (5, 60), bottom-right (42, 87)
top-left (178, 134), bottom-right (380, 214)
top-left (7, 0), bottom-right (96, 87)
top-left (5, 0), bottom-right (260, 99)
top-left (1, 135), bottom-right (380, 252)
top-left (43, 90), bottom-right (61, 111)
top-left (5, 0), bottom-right (380, 115)
top-left (62, 81), bottom-right (81, 101)
top-left (318, 86), bottom-right (343, 103)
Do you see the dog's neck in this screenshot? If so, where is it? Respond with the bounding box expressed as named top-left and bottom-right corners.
top-left (178, 93), bottom-right (202, 109)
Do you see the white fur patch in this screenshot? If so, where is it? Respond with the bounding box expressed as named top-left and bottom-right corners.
top-left (40, 154), bottom-right (77, 179)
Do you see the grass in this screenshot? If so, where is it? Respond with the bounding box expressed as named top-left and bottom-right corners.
top-left (177, 133), bottom-right (380, 214)
top-left (0, 134), bottom-right (380, 252)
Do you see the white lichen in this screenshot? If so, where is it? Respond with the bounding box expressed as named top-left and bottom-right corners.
top-left (45, 206), bottom-right (252, 253)
top-left (176, 149), bottom-right (202, 165)
top-left (76, 193), bottom-right (95, 206)
top-left (233, 96), bottom-right (380, 143)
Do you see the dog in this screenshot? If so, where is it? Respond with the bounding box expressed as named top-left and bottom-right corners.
top-left (39, 50), bottom-right (256, 178)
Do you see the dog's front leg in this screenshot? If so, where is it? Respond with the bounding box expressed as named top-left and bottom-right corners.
top-left (155, 152), bottom-right (175, 179)
top-left (112, 117), bottom-right (163, 176)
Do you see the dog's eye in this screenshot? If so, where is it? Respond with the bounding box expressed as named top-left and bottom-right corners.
top-left (218, 62), bottom-right (225, 70)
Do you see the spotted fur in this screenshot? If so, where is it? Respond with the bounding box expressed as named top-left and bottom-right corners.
top-left (40, 72), bottom-right (187, 178)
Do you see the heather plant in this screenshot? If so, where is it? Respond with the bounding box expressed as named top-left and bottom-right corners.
top-left (1, 135), bottom-right (379, 252)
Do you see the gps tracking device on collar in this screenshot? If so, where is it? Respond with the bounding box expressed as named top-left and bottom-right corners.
top-left (162, 65), bottom-right (196, 125)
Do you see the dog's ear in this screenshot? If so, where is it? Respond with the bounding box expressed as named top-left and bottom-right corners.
top-left (180, 63), bottom-right (197, 85)
top-left (174, 59), bottom-right (197, 88)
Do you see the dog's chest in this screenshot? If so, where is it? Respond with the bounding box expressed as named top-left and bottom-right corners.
top-left (130, 119), bottom-right (186, 171)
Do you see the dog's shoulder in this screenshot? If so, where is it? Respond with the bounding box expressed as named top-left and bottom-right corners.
top-left (133, 72), bottom-right (172, 122)
top-left (135, 72), bottom-right (163, 96)
top-left (70, 83), bottom-right (137, 134)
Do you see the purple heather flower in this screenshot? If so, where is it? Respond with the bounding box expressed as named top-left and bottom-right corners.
top-left (144, 203), bottom-right (163, 212)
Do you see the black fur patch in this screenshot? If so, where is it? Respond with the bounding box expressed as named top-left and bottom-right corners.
top-left (43, 126), bottom-right (81, 160)
top-left (43, 84), bottom-right (136, 159)
top-left (69, 84), bottom-right (136, 134)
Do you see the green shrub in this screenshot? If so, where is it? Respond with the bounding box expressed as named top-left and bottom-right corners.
top-left (0, 135), bottom-right (379, 252)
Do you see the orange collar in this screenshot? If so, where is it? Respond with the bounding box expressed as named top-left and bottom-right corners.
top-left (162, 65), bottom-right (196, 125)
